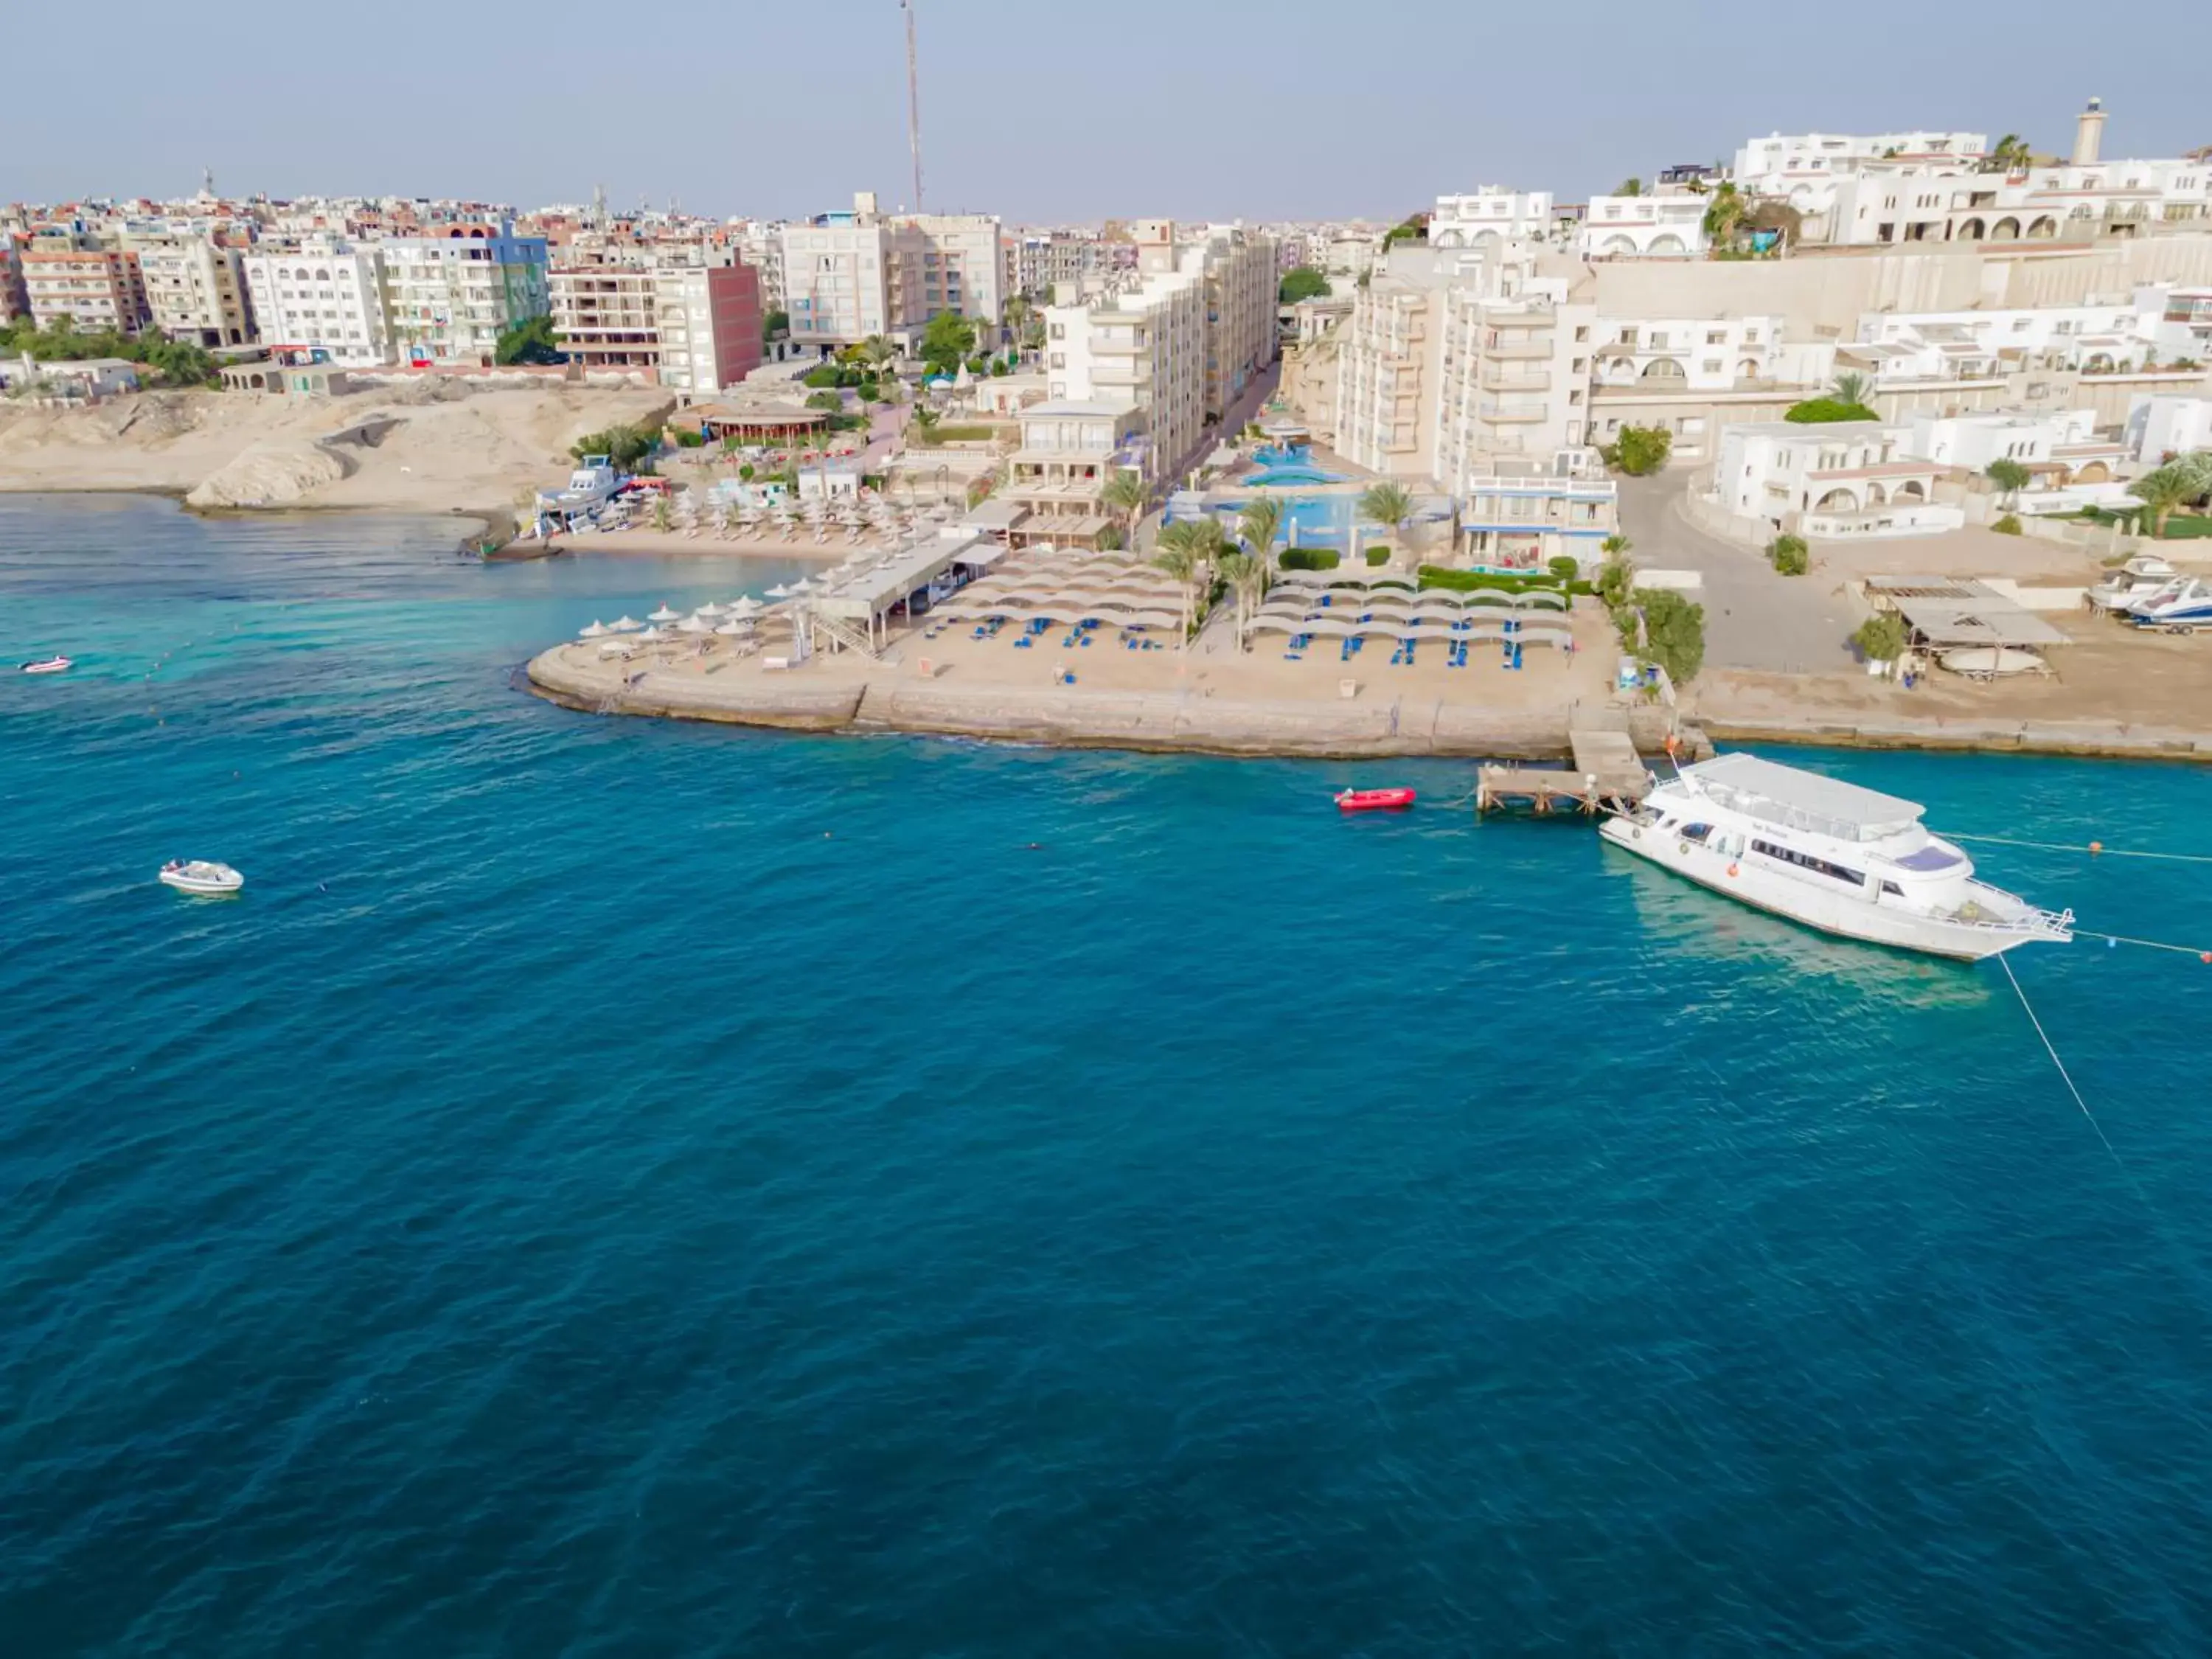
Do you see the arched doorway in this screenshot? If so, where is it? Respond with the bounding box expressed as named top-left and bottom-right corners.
top-left (1992, 218), bottom-right (2022, 241)
top-left (1894, 479), bottom-right (1927, 501)
top-left (1639, 358), bottom-right (1687, 383)
top-left (1601, 235), bottom-right (1635, 254)
top-left (1958, 218), bottom-right (1987, 240)
top-left (2027, 216), bottom-right (2058, 239)
top-left (2085, 352), bottom-right (2115, 374)
top-left (1649, 234), bottom-right (1687, 254)
top-left (1864, 482), bottom-right (1889, 506)
top-left (1737, 358), bottom-right (1761, 380)
top-left (1815, 487), bottom-right (1859, 512)
top-left (1433, 229), bottom-right (1464, 249)
top-left (1596, 350), bottom-right (1638, 386)
top-left (2073, 461), bottom-right (2111, 484)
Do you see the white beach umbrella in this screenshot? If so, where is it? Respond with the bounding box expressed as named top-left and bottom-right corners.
top-left (635, 625), bottom-right (670, 643)
top-left (648, 604), bottom-right (681, 623)
top-left (714, 620), bottom-right (749, 636)
top-left (609, 615), bottom-right (643, 632)
top-left (598, 640), bottom-right (630, 655)
top-left (678, 614), bottom-right (713, 635)
top-left (764, 584), bottom-right (792, 599)
top-left (790, 576), bottom-right (816, 594)
top-left (578, 620), bottom-right (609, 638)
top-left (697, 602), bottom-right (728, 618)
top-left (729, 597), bottom-right (764, 617)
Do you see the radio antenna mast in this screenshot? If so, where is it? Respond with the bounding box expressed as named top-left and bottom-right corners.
top-left (902, 0), bottom-right (925, 212)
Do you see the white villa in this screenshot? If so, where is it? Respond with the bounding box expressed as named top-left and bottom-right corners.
top-left (1715, 420), bottom-right (1961, 538)
top-left (1577, 195), bottom-right (1708, 258)
top-left (1428, 190), bottom-right (1554, 249)
top-left (2126, 393), bottom-right (2212, 462)
top-left (1901, 408), bottom-right (2098, 472)
top-left (1591, 315), bottom-right (1789, 392)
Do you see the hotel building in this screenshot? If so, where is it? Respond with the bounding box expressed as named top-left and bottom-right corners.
top-left (240, 234), bottom-right (392, 366)
top-left (378, 226), bottom-right (550, 366)
top-left (128, 232), bottom-right (255, 347)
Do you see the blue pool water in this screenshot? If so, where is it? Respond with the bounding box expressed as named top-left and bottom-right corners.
top-left (7, 493), bottom-right (2212, 1653)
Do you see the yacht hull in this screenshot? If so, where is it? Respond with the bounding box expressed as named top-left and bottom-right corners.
top-left (1600, 818), bottom-right (2053, 960)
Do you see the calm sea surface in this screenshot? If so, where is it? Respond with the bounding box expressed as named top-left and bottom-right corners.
top-left (4, 493), bottom-right (2212, 1656)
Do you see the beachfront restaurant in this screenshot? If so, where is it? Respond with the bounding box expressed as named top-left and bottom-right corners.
top-left (686, 403), bottom-right (832, 447)
top-left (803, 532), bottom-right (1004, 653)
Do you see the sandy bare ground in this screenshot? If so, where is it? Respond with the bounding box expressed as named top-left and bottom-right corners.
top-left (0, 384), bottom-right (672, 518)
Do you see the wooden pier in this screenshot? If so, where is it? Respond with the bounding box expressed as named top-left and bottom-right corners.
top-left (1474, 709), bottom-right (1669, 815)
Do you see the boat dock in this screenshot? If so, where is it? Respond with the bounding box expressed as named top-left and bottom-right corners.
top-left (1474, 708), bottom-right (1695, 815)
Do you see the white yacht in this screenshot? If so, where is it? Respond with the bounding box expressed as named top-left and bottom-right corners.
top-left (1600, 753), bottom-right (2071, 960)
top-left (2085, 554), bottom-right (2175, 613)
top-left (2124, 576), bottom-right (2212, 631)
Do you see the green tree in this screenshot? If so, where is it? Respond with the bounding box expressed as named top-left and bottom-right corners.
top-left (1217, 550), bottom-right (1267, 644)
top-left (1768, 533), bottom-right (1809, 575)
top-left (495, 314), bottom-right (562, 366)
top-left (1983, 134), bottom-right (2033, 173)
top-left (804, 389), bottom-right (846, 412)
top-left (1101, 471), bottom-right (1148, 544)
top-left (1279, 265), bottom-right (1331, 304)
top-left (1851, 613), bottom-right (1908, 665)
top-left (1638, 589), bottom-right (1705, 684)
top-left (1831, 370), bottom-right (1871, 406)
top-left (1381, 215), bottom-right (1428, 249)
top-left (571, 423), bottom-right (655, 470)
top-left (1597, 538), bottom-right (1635, 609)
top-left (919, 311), bottom-right (978, 374)
top-left (762, 308), bottom-right (790, 343)
top-left (1604, 425), bottom-right (1673, 475)
top-left (908, 406), bottom-right (942, 445)
top-left (1700, 181), bottom-right (1748, 246)
top-left (2129, 463), bottom-right (2202, 536)
top-left (1154, 521), bottom-right (1225, 644)
top-left (1237, 496), bottom-right (1284, 565)
top-left (1985, 456), bottom-right (2031, 507)
top-left (1615, 178), bottom-right (1644, 198)
top-left (1357, 481), bottom-right (1414, 548)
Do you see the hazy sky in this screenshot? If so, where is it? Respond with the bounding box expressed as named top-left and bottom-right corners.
top-left (5, 0), bottom-right (2204, 223)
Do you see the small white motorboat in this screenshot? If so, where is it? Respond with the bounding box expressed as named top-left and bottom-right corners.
top-left (20, 655), bottom-right (72, 675)
top-left (1938, 646), bottom-right (2046, 678)
top-left (159, 860), bottom-right (244, 896)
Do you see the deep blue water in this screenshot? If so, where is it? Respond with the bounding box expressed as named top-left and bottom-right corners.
top-left (5, 493), bottom-right (2212, 1656)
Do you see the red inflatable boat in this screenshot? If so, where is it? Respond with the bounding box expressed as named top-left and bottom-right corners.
top-left (1335, 787), bottom-right (1416, 812)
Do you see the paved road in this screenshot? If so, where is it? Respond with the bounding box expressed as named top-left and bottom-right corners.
top-left (1614, 473), bottom-right (1863, 675)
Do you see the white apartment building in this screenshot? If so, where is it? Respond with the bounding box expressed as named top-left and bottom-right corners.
top-left (1715, 420), bottom-right (1958, 538)
top-left (1825, 158), bottom-right (2211, 246)
top-left (905, 213), bottom-right (1005, 330)
top-left (2125, 394), bottom-right (2212, 462)
top-left (240, 236), bottom-right (392, 366)
top-left (1902, 408), bottom-right (2098, 470)
top-left (732, 220), bottom-right (787, 313)
top-left (1043, 269), bottom-right (1208, 483)
top-left (1133, 220), bottom-right (1277, 422)
top-left (1850, 299), bottom-right (2160, 380)
top-left (2149, 287), bottom-right (2212, 364)
top-left (128, 233), bottom-right (254, 347)
top-left (1731, 130), bottom-right (1989, 212)
top-left (781, 197), bottom-right (1006, 350)
top-left (1004, 398), bottom-right (1147, 543)
top-left (1427, 189), bottom-right (1554, 249)
top-left (1592, 315), bottom-right (1787, 392)
top-left (1578, 195), bottom-right (1709, 257)
top-left (378, 229), bottom-right (550, 365)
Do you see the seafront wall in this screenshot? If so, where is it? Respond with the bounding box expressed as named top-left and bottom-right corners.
top-left (525, 650), bottom-right (1683, 759)
top-left (1703, 712), bottom-right (2212, 762)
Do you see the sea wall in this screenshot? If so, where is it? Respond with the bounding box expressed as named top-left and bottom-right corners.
top-left (1703, 712), bottom-right (2212, 762)
top-left (524, 649), bottom-right (1685, 759)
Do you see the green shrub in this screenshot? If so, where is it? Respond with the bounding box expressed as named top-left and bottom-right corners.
top-left (1602, 425), bottom-right (1673, 476)
top-left (1852, 613), bottom-right (1908, 664)
top-left (1636, 588), bottom-right (1706, 684)
top-left (1783, 397), bottom-right (1880, 424)
top-left (1418, 564), bottom-right (1582, 596)
top-left (570, 423), bottom-right (655, 470)
top-left (1547, 554), bottom-right (1580, 581)
top-left (1992, 514), bottom-right (2023, 535)
top-left (804, 390), bottom-right (845, 411)
top-left (1365, 546), bottom-right (1390, 566)
top-left (671, 428), bottom-right (706, 448)
top-left (1095, 525), bottom-right (1127, 551)
top-left (801, 365), bottom-right (842, 389)
top-left (738, 463), bottom-right (756, 481)
top-left (1769, 533), bottom-right (1809, 575)
top-left (1279, 547), bottom-right (1341, 571)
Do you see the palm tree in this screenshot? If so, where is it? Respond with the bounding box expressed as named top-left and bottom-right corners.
top-left (1357, 481), bottom-right (1414, 557)
top-left (1101, 471), bottom-right (1148, 546)
top-left (909, 406), bottom-right (942, 445)
top-left (2128, 463), bottom-right (2199, 538)
top-left (1237, 497), bottom-right (1284, 567)
top-left (1152, 527), bottom-right (1203, 645)
top-left (1831, 370), bottom-right (1870, 407)
top-left (859, 333), bottom-right (897, 375)
top-left (1983, 134), bottom-right (2032, 174)
top-left (1616, 178), bottom-right (1644, 198)
top-left (1217, 551), bottom-right (1260, 646)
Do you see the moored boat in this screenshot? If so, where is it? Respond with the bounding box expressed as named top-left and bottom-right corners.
top-left (20, 655), bottom-right (72, 674)
top-left (1937, 645), bottom-right (2045, 678)
top-left (1336, 787), bottom-right (1416, 812)
top-left (1600, 752), bottom-right (2070, 960)
top-left (159, 860), bottom-right (244, 896)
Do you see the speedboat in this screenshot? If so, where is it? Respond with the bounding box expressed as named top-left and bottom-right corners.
top-left (20, 655), bottom-right (72, 674)
top-left (1937, 646), bottom-right (2045, 678)
top-left (2126, 577), bottom-right (2212, 631)
top-left (1336, 787), bottom-right (1416, 812)
top-left (159, 860), bottom-right (244, 896)
top-left (1600, 752), bottom-right (2070, 960)
top-left (2085, 554), bottom-right (2176, 613)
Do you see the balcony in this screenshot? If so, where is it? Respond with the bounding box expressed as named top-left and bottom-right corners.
top-left (1480, 400), bottom-right (1548, 422)
top-left (1481, 366), bottom-right (1551, 392)
top-left (1484, 340), bottom-right (1554, 361)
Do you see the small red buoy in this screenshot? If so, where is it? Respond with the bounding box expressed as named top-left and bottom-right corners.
top-left (2090, 841), bottom-right (2104, 854)
top-left (1728, 863), bottom-right (1740, 877)
top-left (2201, 952), bottom-right (2211, 964)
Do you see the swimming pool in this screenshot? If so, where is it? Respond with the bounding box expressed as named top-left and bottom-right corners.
top-left (1244, 443), bottom-right (1345, 489)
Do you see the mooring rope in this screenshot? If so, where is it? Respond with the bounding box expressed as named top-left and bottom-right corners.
top-left (2074, 929), bottom-right (2212, 959)
top-left (1948, 834), bottom-right (2212, 865)
top-left (2000, 953), bottom-right (2124, 1169)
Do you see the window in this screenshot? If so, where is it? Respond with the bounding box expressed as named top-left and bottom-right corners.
top-left (1881, 880), bottom-right (1904, 897)
top-left (1702, 359), bottom-right (1721, 374)
top-left (1751, 838), bottom-right (1866, 886)
top-left (1705, 330), bottom-right (1725, 345)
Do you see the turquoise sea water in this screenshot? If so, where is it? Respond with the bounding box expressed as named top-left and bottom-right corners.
top-left (6, 493), bottom-right (2212, 1655)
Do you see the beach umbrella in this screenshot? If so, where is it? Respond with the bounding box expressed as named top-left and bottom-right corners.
top-left (764, 584), bottom-right (791, 599)
top-left (578, 620), bottom-right (608, 638)
top-left (790, 577), bottom-right (816, 594)
top-left (698, 602), bottom-right (728, 618)
top-left (635, 625), bottom-right (669, 643)
top-left (730, 597), bottom-right (764, 618)
top-left (648, 604), bottom-right (681, 623)
top-left (678, 615), bottom-right (713, 635)
top-left (609, 615), bottom-right (642, 632)
top-left (714, 620), bottom-right (751, 636)
top-left (597, 640), bottom-right (630, 655)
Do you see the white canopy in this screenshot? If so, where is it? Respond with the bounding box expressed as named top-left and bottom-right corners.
top-left (577, 620), bottom-right (608, 638)
top-left (634, 626), bottom-right (670, 643)
top-left (729, 597), bottom-right (765, 617)
top-left (609, 615), bottom-right (643, 631)
top-left (678, 615), bottom-right (714, 634)
top-left (648, 605), bottom-right (681, 622)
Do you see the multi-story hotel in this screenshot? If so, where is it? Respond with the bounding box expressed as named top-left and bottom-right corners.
top-left (780, 195), bottom-right (1006, 350)
top-left (549, 255), bottom-right (764, 392)
top-left (240, 234), bottom-right (392, 366)
top-left (128, 232), bottom-right (256, 347)
top-left (378, 225), bottom-right (550, 366)
top-left (20, 232), bottom-right (150, 335)
top-left (1045, 266), bottom-right (1210, 485)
